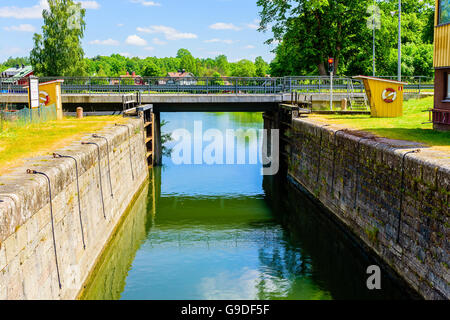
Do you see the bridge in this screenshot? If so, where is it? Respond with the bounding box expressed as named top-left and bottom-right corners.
top-left (0, 76), bottom-right (433, 112)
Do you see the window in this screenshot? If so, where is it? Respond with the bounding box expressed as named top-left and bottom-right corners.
top-left (447, 73), bottom-right (450, 99)
top-left (439, 0), bottom-right (450, 25)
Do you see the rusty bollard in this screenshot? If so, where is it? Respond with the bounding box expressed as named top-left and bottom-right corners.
top-left (76, 107), bottom-right (84, 119)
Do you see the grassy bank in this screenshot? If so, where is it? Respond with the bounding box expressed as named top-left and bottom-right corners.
top-left (0, 116), bottom-right (125, 175)
top-left (309, 97), bottom-right (450, 150)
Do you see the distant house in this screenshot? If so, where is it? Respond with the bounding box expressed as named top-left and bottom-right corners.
top-left (120, 71), bottom-right (144, 85)
top-left (1, 65), bottom-right (34, 85)
top-left (166, 70), bottom-right (196, 85)
top-left (110, 71), bottom-right (144, 85)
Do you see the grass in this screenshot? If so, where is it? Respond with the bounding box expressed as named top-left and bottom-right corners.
top-left (309, 96), bottom-right (450, 150)
top-left (0, 116), bottom-right (126, 175)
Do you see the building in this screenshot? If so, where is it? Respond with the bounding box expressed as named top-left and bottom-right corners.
top-left (1, 65), bottom-right (34, 85)
top-left (119, 71), bottom-right (144, 85)
top-left (166, 70), bottom-right (196, 85)
top-left (433, 0), bottom-right (450, 130)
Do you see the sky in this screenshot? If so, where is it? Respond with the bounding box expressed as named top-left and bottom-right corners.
top-left (0, 0), bottom-right (277, 63)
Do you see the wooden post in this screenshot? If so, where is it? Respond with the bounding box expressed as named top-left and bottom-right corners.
top-left (153, 111), bottom-right (162, 166)
top-left (76, 107), bottom-right (83, 119)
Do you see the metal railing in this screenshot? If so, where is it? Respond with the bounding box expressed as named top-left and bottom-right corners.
top-left (0, 76), bottom-right (434, 95)
top-left (0, 104), bottom-right (57, 132)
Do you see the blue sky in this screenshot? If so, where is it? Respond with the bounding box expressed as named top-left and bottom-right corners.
top-left (0, 0), bottom-right (276, 63)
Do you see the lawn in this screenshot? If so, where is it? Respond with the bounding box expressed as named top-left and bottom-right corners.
top-left (0, 116), bottom-right (126, 175)
top-left (309, 96), bottom-right (450, 150)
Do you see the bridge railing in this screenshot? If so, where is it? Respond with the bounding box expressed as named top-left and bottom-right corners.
top-left (0, 76), bottom-right (434, 95)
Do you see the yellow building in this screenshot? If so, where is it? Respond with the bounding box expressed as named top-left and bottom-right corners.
top-left (433, 0), bottom-right (450, 130)
top-left (354, 76), bottom-right (407, 118)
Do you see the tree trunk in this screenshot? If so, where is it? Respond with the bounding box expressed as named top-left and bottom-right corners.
top-left (318, 62), bottom-right (327, 76)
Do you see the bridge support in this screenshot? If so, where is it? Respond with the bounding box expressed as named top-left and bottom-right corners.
top-left (152, 111), bottom-right (162, 166)
top-left (135, 104), bottom-right (161, 167)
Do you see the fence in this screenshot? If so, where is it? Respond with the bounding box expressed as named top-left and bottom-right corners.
top-left (0, 104), bottom-right (57, 132)
top-left (0, 76), bottom-right (434, 95)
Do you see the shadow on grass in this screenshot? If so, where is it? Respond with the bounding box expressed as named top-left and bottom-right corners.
top-left (365, 127), bottom-right (450, 147)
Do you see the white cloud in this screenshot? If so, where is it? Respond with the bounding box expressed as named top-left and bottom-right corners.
top-left (130, 0), bottom-right (161, 6)
top-left (0, 0), bottom-right (99, 19)
top-left (117, 23), bottom-right (124, 27)
top-left (78, 1), bottom-right (100, 9)
top-left (0, 47), bottom-right (28, 57)
top-left (130, 0), bottom-right (160, 6)
top-left (0, 0), bottom-right (47, 19)
top-left (152, 38), bottom-right (167, 45)
top-left (126, 34), bottom-right (147, 46)
top-left (89, 39), bottom-right (120, 46)
top-left (204, 38), bottom-right (235, 44)
top-left (137, 26), bottom-right (197, 40)
top-left (246, 19), bottom-right (260, 30)
top-left (4, 24), bottom-right (36, 32)
top-left (144, 46), bottom-right (155, 51)
top-left (209, 22), bottom-right (241, 31)
top-left (120, 52), bottom-right (131, 57)
top-left (244, 45), bottom-right (255, 49)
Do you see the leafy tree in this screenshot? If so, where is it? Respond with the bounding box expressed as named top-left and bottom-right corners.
top-left (231, 60), bottom-right (257, 77)
top-left (180, 54), bottom-right (196, 74)
top-left (176, 49), bottom-right (192, 59)
top-left (215, 55), bottom-right (230, 76)
top-left (211, 71), bottom-right (224, 85)
top-left (142, 61), bottom-right (162, 77)
top-left (255, 56), bottom-right (269, 77)
top-left (259, 0), bottom-right (435, 77)
top-left (30, 0), bottom-right (87, 76)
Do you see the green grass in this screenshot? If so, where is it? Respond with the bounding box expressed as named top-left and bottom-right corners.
top-left (0, 116), bottom-right (126, 174)
top-left (310, 96), bottom-right (450, 149)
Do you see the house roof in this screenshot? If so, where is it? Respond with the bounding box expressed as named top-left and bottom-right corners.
top-left (353, 76), bottom-right (408, 85)
top-left (3, 65), bottom-right (33, 78)
top-left (167, 72), bottom-right (194, 78)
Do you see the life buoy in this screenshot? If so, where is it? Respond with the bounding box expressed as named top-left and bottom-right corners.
top-left (382, 88), bottom-right (397, 103)
top-left (39, 91), bottom-right (50, 105)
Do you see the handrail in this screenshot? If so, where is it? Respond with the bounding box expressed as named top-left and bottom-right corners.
top-left (0, 76), bottom-right (435, 95)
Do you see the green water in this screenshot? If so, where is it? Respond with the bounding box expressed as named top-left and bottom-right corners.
top-left (81, 112), bottom-right (410, 300)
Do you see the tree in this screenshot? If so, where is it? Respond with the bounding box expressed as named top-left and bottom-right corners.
top-left (215, 55), bottom-right (230, 76)
top-left (231, 60), bottom-right (257, 77)
top-left (179, 53), bottom-right (196, 74)
top-left (259, 0), bottom-right (435, 77)
top-left (142, 61), bottom-right (162, 77)
top-left (255, 56), bottom-right (269, 77)
top-left (258, 0), bottom-right (372, 76)
top-left (30, 0), bottom-right (87, 76)
top-left (176, 48), bottom-right (192, 59)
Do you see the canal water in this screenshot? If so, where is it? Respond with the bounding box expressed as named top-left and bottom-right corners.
top-left (81, 112), bottom-right (410, 300)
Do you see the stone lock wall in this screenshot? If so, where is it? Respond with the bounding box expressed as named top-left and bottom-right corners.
top-left (287, 118), bottom-right (449, 300)
top-left (0, 118), bottom-right (148, 300)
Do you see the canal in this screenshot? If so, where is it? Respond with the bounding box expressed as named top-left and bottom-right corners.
top-left (80, 112), bottom-right (411, 300)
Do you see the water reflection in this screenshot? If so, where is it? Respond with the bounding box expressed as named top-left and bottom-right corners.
top-left (81, 112), bottom-right (411, 300)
